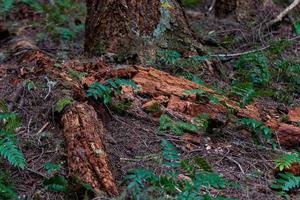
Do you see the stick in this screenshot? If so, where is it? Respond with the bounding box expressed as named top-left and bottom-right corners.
top-left (266, 0), bottom-right (300, 28)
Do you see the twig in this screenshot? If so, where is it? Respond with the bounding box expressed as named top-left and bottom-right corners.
top-left (210, 35), bottom-right (300, 58)
top-left (25, 167), bottom-right (47, 178)
top-left (36, 122), bottom-right (50, 135)
top-left (266, 0), bottom-right (300, 28)
top-left (208, 0), bottom-right (216, 12)
top-left (226, 156), bottom-right (245, 174)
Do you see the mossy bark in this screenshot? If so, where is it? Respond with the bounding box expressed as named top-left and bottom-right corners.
top-left (84, 0), bottom-right (205, 62)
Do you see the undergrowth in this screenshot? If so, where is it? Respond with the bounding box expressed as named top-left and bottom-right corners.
top-left (0, 100), bottom-right (25, 199)
top-left (272, 151), bottom-right (300, 198)
top-left (125, 139), bottom-right (238, 199)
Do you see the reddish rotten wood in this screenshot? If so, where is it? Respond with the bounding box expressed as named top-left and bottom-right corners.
top-left (61, 102), bottom-right (119, 197)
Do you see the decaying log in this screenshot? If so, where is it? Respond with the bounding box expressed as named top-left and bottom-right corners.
top-left (288, 107), bottom-right (300, 123)
top-left (277, 124), bottom-right (300, 149)
top-left (61, 102), bottom-right (119, 197)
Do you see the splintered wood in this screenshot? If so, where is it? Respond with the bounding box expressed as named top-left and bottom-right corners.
top-left (61, 102), bottom-right (119, 197)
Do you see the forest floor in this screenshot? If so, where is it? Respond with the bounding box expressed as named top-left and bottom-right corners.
top-left (0, 1), bottom-right (300, 200)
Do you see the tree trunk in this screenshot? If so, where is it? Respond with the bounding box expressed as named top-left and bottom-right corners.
top-left (84, 0), bottom-right (205, 62)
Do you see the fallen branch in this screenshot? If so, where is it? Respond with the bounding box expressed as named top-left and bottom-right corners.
top-left (266, 0), bottom-right (300, 28)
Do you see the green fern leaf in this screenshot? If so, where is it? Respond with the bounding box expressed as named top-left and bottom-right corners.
top-left (275, 151), bottom-right (300, 171)
top-left (161, 139), bottom-right (180, 168)
top-left (0, 137), bottom-right (25, 168)
top-left (272, 173), bottom-right (300, 192)
top-left (44, 175), bottom-right (69, 193)
top-left (0, 182), bottom-right (16, 200)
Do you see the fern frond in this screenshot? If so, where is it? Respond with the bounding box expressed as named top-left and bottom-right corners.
top-left (43, 175), bottom-right (69, 193)
top-left (275, 151), bottom-right (300, 171)
top-left (159, 115), bottom-right (198, 136)
top-left (0, 137), bottom-right (25, 168)
top-left (0, 182), bottom-right (16, 200)
top-left (272, 173), bottom-right (300, 191)
top-left (161, 139), bottom-right (179, 168)
top-left (231, 83), bottom-right (256, 108)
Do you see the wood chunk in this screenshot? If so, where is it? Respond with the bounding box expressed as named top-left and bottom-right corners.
top-left (277, 123), bottom-right (300, 149)
top-left (62, 102), bottom-right (119, 197)
top-left (132, 67), bottom-right (215, 97)
top-left (288, 107), bottom-right (300, 123)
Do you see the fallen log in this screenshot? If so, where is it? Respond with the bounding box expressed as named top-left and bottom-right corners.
top-left (61, 102), bottom-right (119, 197)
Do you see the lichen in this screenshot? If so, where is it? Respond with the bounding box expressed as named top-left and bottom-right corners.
top-left (152, 0), bottom-right (173, 39)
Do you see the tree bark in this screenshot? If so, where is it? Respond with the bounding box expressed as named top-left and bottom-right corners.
top-left (84, 0), bottom-right (205, 61)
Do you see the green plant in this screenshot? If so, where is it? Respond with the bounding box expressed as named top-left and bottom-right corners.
top-left (55, 97), bottom-right (74, 113)
top-left (125, 140), bottom-right (237, 199)
top-left (23, 80), bottom-right (35, 91)
top-left (67, 69), bottom-right (87, 80)
top-left (159, 115), bottom-right (199, 136)
top-left (161, 139), bottom-right (180, 168)
top-left (0, 112), bottom-right (25, 168)
top-left (238, 118), bottom-right (278, 148)
top-left (235, 52), bottom-right (271, 86)
top-left (182, 0), bottom-right (201, 8)
top-left (44, 162), bottom-right (63, 174)
top-left (184, 89), bottom-right (221, 105)
top-left (192, 113), bottom-right (210, 131)
top-left (87, 79), bottom-right (139, 105)
top-left (294, 22), bottom-right (300, 35)
top-left (230, 82), bottom-right (256, 108)
top-left (275, 151), bottom-right (300, 172)
top-left (274, 59), bottom-right (300, 86)
top-left (44, 175), bottom-right (69, 193)
top-left (268, 40), bottom-right (293, 56)
top-left (272, 173), bottom-right (300, 192)
top-left (0, 170), bottom-right (17, 200)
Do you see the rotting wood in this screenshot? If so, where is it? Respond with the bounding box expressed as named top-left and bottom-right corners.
top-left (8, 36), bottom-right (300, 152)
top-left (62, 102), bottom-right (119, 197)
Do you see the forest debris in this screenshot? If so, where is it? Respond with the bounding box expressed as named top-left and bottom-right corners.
top-left (267, 0), bottom-right (300, 27)
top-left (277, 123), bottom-right (300, 149)
top-left (62, 102), bottom-right (119, 197)
top-left (167, 96), bottom-right (187, 113)
top-left (132, 67), bottom-right (215, 97)
top-left (183, 133), bottom-right (201, 144)
top-left (288, 107), bottom-right (300, 123)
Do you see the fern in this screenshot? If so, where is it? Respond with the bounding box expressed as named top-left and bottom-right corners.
top-left (192, 113), bottom-right (210, 131)
top-left (0, 170), bottom-right (17, 200)
top-left (161, 139), bottom-right (180, 168)
top-left (159, 115), bottom-right (198, 136)
top-left (272, 173), bottom-right (300, 192)
top-left (44, 162), bottom-right (63, 174)
top-left (0, 133), bottom-right (25, 169)
top-left (275, 151), bottom-right (300, 171)
top-left (238, 118), bottom-right (278, 148)
top-left (87, 79), bottom-right (139, 104)
top-left (235, 52), bottom-right (270, 86)
top-left (55, 97), bottom-right (74, 113)
top-left (184, 89), bottom-right (220, 105)
top-left (0, 111), bottom-right (25, 168)
top-left (87, 82), bottom-right (112, 104)
top-left (230, 83), bottom-right (256, 108)
top-left (125, 138), bottom-right (236, 199)
top-left (44, 175), bottom-right (69, 193)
